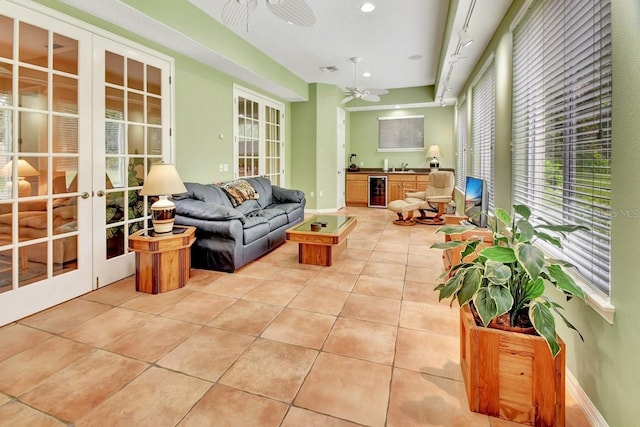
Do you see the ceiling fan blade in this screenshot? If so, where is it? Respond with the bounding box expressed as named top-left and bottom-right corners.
top-left (361, 94), bottom-right (381, 102)
top-left (266, 0), bottom-right (316, 27)
top-left (222, 0), bottom-right (257, 27)
top-left (365, 88), bottom-right (389, 96)
top-left (341, 95), bottom-right (354, 104)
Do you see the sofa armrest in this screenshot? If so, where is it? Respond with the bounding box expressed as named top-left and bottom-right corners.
top-left (272, 186), bottom-right (305, 204)
top-left (174, 199), bottom-right (245, 223)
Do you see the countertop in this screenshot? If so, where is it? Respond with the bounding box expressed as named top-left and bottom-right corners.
top-left (345, 168), bottom-right (454, 174)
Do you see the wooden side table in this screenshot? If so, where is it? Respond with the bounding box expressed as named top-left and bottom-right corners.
top-left (128, 225), bottom-right (196, 294)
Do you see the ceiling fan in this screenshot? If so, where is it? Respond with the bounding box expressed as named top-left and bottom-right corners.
top-left (222, 0), bottom-right (316, 29)
top-left (341, 57), bottom-right (389, 104)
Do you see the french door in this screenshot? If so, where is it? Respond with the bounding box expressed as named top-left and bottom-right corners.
top-left (0, 4), bottom-right (93, 325)
top-left (92, 39), bottom-right (172, 286)
top-left (233, 87), bottom-right (285, 185)
top-left (0, 2), bottom-right (173, 325)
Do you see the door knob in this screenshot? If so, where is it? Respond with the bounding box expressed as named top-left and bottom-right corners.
top-left (96, 190), bottom-right (105, 197)
top-left (81, 192), bottom-right (90, 199)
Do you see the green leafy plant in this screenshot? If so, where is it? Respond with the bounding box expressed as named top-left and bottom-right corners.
top-left (431, 204), bottom-right (588, 357)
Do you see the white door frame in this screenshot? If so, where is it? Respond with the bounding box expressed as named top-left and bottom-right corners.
top-left (337, 108), bottom-right (346, 209)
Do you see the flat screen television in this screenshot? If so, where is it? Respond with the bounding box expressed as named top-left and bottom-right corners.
top-left (464, 176), bottom-right (487, 227)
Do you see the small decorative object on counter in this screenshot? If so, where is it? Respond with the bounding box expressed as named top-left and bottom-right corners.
top-left (348, 154), bottom-right (360, 171)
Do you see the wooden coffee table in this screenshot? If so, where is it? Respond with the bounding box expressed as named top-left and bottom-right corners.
top-left (285, 215), bottom-right (357, 266)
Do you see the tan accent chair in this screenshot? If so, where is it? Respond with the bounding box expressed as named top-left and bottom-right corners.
top-left (404, 170), bottom-right (455, 225)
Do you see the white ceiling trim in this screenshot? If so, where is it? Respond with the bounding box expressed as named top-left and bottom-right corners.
top-left (346, 98), bottom-right (458, 113)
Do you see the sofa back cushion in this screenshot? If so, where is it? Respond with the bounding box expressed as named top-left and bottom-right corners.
top-left (177, 183), bottom-right (232, 207)
top-left (246, 177), bottom-right (273, 208)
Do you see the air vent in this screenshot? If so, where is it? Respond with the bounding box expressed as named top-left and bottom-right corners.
top-left (319, 65), bottom-right (339, 73)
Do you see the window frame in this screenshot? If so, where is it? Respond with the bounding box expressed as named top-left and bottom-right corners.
top-left (455, 97), bottom-right (468, 193)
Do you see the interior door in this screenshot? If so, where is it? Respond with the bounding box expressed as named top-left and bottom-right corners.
top-left (0, 4), bottom-right (93, 325)
top-left (337, 108), bottom-right (346, 209)
top-left (92, 38), bottom-right (172, 287)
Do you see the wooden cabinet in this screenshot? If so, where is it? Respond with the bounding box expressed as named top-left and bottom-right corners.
top-left (345, 174), bottom-right (368, 206)
top-left (345, 172), bottom-right (435, 207)
top-left (388, 174), bottom-right (429, 201)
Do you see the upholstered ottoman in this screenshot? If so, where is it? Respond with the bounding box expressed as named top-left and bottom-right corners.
top-left (387, 199), bottom-right (419, 226)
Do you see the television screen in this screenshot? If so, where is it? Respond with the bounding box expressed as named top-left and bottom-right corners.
top-left (464, 176), bottom-right (487, 227)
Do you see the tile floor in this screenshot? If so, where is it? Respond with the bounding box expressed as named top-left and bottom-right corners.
top-left (0, 207), bottom-right (592, 426)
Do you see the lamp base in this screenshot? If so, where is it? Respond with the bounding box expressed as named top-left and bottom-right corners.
top-left (150, 195), bottom-right (176, 233)
top-left (429, 157), bottom-right (440, 172)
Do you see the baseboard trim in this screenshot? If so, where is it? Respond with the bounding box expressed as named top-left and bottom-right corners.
top-left (566, 370), bottom-right (609, 427)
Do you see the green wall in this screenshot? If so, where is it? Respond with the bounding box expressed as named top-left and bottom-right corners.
top-left (291, 84), bottom-right (345, 210)
top-left (349, 106), bottom-right (455, 172)
top-left (457, 1), bottom-right (640, 424)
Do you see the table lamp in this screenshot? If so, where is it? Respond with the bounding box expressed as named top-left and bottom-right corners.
top-left (139, 163), bottom-right (187, 233)
top-left (427, 144), bottom-right (442, 171)
top-left (2, 159), bottom-right (40, 197)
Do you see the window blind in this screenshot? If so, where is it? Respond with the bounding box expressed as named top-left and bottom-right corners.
top-left (512, 0), bottom-right (612, 294)
top-left (455, 100), bottom-right (467, 192)
top-left (471, 61), bottom-right (496, 211)
top-left (378, 115), bottom-right (424, 151)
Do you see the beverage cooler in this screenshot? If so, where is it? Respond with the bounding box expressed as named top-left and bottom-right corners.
top-left (368, 176), bottom-right (387, 208)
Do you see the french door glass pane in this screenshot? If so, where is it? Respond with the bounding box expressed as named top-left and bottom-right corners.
top-left (103, 50), bottom-right (163, 259)
top-left (0, 16), bottom-right (81, 292)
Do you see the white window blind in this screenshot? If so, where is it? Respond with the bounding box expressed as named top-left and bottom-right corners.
top-left (512, 0), bottom-right (612, 294)
top-left (378, 115), bottom-right (424, 151)
top-left (471, 61), bottom-right (496, 211)
top-left (455, 100), bottom-right (468, 192)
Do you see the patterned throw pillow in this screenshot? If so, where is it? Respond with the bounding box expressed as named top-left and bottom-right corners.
top-left (217, 179), bottom-right (259, 207)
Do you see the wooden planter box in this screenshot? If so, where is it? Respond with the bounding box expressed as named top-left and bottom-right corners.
top-left (460, 304), bottom-right (565, 426)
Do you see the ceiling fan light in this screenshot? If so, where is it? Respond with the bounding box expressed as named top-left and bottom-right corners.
top-left (457, 28), bottom-right (473, 48)
top-left (360, 3), bottom-right (375, 13)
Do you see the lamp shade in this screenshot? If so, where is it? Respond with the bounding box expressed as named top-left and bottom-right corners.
top-left (427, 145), bottom-right (442, 158)
top-left (139, 163), bottom-right (187, 196)
top-left (2, 159), bottom-right (39, 177)
top-left (2, 159), bottom-right (40, 197)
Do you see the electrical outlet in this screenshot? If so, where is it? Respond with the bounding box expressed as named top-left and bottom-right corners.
top-left (310, 191), bottom-right (314, 197)
top-left (223, 164), bottom-right (229, 172)
top-left (319, 191), bottom-right (323, 197)
top-left (359, 161), bottom-right (364, 166)
top-left (219, 164), bottom-right (223, 172)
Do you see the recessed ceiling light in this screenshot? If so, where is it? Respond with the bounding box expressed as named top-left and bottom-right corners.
top-left (362, 72), bottom-right (371, 77)
top-left (395, 105), bottom-right (401, 109)
top-left (360, 3), bottom-right (375, 13)
top-left (408, 55), bottom-right (423, 61)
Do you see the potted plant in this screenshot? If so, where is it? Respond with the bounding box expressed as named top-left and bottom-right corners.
top-left (431, 204), bottom-right (587, 426)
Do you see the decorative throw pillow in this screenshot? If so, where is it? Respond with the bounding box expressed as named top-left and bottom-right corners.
top-left (217, 179), bottom-right (259, 207)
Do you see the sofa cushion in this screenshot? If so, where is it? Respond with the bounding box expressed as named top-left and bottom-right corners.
top-left (178, 183), bottom-right (232, 207)
top-left (247, 177), bottom-right (274, 208)
top-left (242, 216), bottom-right (270, 245)
top-left (254, 207), bottom-right (288, 231)
top-left (235, 199), bottom-right (261, 216)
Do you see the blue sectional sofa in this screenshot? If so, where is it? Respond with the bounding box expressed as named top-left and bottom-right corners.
top-left (173, 177), bottom-right (305, 272)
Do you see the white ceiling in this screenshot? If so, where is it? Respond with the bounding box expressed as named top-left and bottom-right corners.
top-left (57, 0), bottom-right (512, 105)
